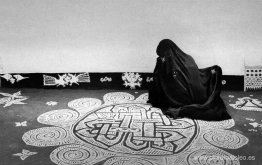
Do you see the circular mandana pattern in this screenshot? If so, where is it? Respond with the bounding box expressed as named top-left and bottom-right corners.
top-left (50, 145), bottom-right (100, 165)
top-left (103, 92), bottom-right (135, 104)
top-left (198, 119), bottom-right (235, 129)
top-left (73, 103), bottom-right (198, 156)
top-left (203, 130), bottom-right (249, 149)
top-left (22, 127), bottom-right (73, 147)
top-left (37, 109), bottom-right (79, 126)
top-left (187, 148), bottom-right (239, 165)
top-left (104, 156), bottom-right (155, 165)
top-left (135, 93), bottom-right (148, 103)
top-left (19, 92), bottom-right (250, 165)
top-left (68, 98), bottom-right (102, 111)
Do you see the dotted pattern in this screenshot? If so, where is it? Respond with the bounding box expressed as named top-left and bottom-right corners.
top-left (104, 156), bottom-right (156, 165)
top-left (187, 148), bottom-right (240, 165)
top-left (135, 93), bottom-right (148, 103)
top-left (245, 67), bottom-right (262, 91)
top-left (37, 109), bottom-right (79, 126)
top-left (103, 92), bottom-right (135, 104)
top-left (68, 98), bottom-right (102, 112)
top-left (20, 92), bottom-right (250, 165)
top-left (203, 130), bottom-right (249, 149)
top-left (22, 127), bottom-right (74, 147)
top-left (198, 119), bottom-right (235, 129)
top-left (50, 145), bottom-right (103, 165)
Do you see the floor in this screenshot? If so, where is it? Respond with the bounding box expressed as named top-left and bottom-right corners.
top-left (0, 88), bottom-right (262, 165)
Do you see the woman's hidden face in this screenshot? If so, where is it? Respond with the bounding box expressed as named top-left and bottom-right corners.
top-left (160, 57), bottom-right (165, 63)
top-left (159, 50), bottom-right (172, 63)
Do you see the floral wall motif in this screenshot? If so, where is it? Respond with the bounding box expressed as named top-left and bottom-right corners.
top-left (0, 73), bottom-right (244, 90)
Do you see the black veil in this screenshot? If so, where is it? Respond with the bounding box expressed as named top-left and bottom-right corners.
top-left (148, 39), bottom-right (231, 121)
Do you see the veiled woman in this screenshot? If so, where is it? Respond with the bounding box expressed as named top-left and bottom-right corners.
top-left (148, 39), bottom-right (231, 121)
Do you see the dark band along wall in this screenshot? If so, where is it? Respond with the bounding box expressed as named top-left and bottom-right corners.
top-left (0, 73), bottom-right (243, 91)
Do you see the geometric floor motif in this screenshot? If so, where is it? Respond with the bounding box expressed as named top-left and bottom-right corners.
top-left (0, 91), bottom-right (28, 108)
top-left (22, 92), bottom-right (249, 165)
top-left (229, 97), bottom-right (262, 111)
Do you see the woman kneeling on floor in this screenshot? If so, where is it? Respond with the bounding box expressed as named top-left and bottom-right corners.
top-left (148, 39), bottom-right (231, 121)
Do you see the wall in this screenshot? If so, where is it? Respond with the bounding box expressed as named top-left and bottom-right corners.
top-left (0, 0), bottom-right (262, 75)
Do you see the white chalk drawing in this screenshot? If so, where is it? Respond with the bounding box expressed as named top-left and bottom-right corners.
top-left (43, 73), bottom-right (90, 87)
top-left (21, 92), bottom-right (248, 165)
top-left (248, 129), bottom-right (258, 132)
top-left (222, 80), bottom-right (226, 85)
top-left (187, 147), bottom-right (239, 165)
top-left (100, 77), bottom-right (112, 82)
top-left (15, 121), bottom-right (27, 127)
top-left (50, 144), bottom-right (112, 165)
top-left (37, 109), bottom-right (79, 126)
top-left (13, 149), bottom-right (37, 160)
top-left (203, 130), bottom-right (248, 149)
top-left (135, 93), bottom-right (148, 103)
top-left (122, 72), bottom-right (143, 89)
top-left (0, 91), bottom-right (28, 108)
top-left (104, 156), bottom-right (159, 165)
top-left (246, 118), bottom-right (255, 122)
top-left (103, 92), bottom-right (135, 104)
top-left (46, 101), bottom-right (58, 106)
top-left (1, 74), bottom-right (15, 83)
top-left (229, 97), bottom-right (262, 111)
top-left (198, 118), bottom-right (235, 129)
top-left (249, 122), bottom-right (260, 128)
top-left (68, 98), bottom-right (102, 113)
top-left (243, 118), bottom-right (262, 133)
top-left (1, 74), bottom-right (29, 84)
top-left (146, 77), bottom-right (154, 82)
top-left (228, 95), bottom-right (234, 98)
top-left (22, 127), bottom-right (75, 147)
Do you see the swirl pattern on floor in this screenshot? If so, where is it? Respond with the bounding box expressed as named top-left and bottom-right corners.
top-left (21, 92), bottom-right (249, 165)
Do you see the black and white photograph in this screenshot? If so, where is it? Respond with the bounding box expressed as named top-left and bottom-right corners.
top-left (0, 0), bottom-right (262, 165)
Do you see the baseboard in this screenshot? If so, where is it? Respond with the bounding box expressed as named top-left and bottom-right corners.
top-left (0, 72), bottom-right (244, 91)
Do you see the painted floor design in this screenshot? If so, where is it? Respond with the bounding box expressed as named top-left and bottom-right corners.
top-left (1, 89), bottom-right (262, 165)
top-left (23, 92), bottom-right (248, 165)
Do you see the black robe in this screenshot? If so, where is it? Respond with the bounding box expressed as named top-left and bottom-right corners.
top-left (148, 39), bottom-right (231, 121)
